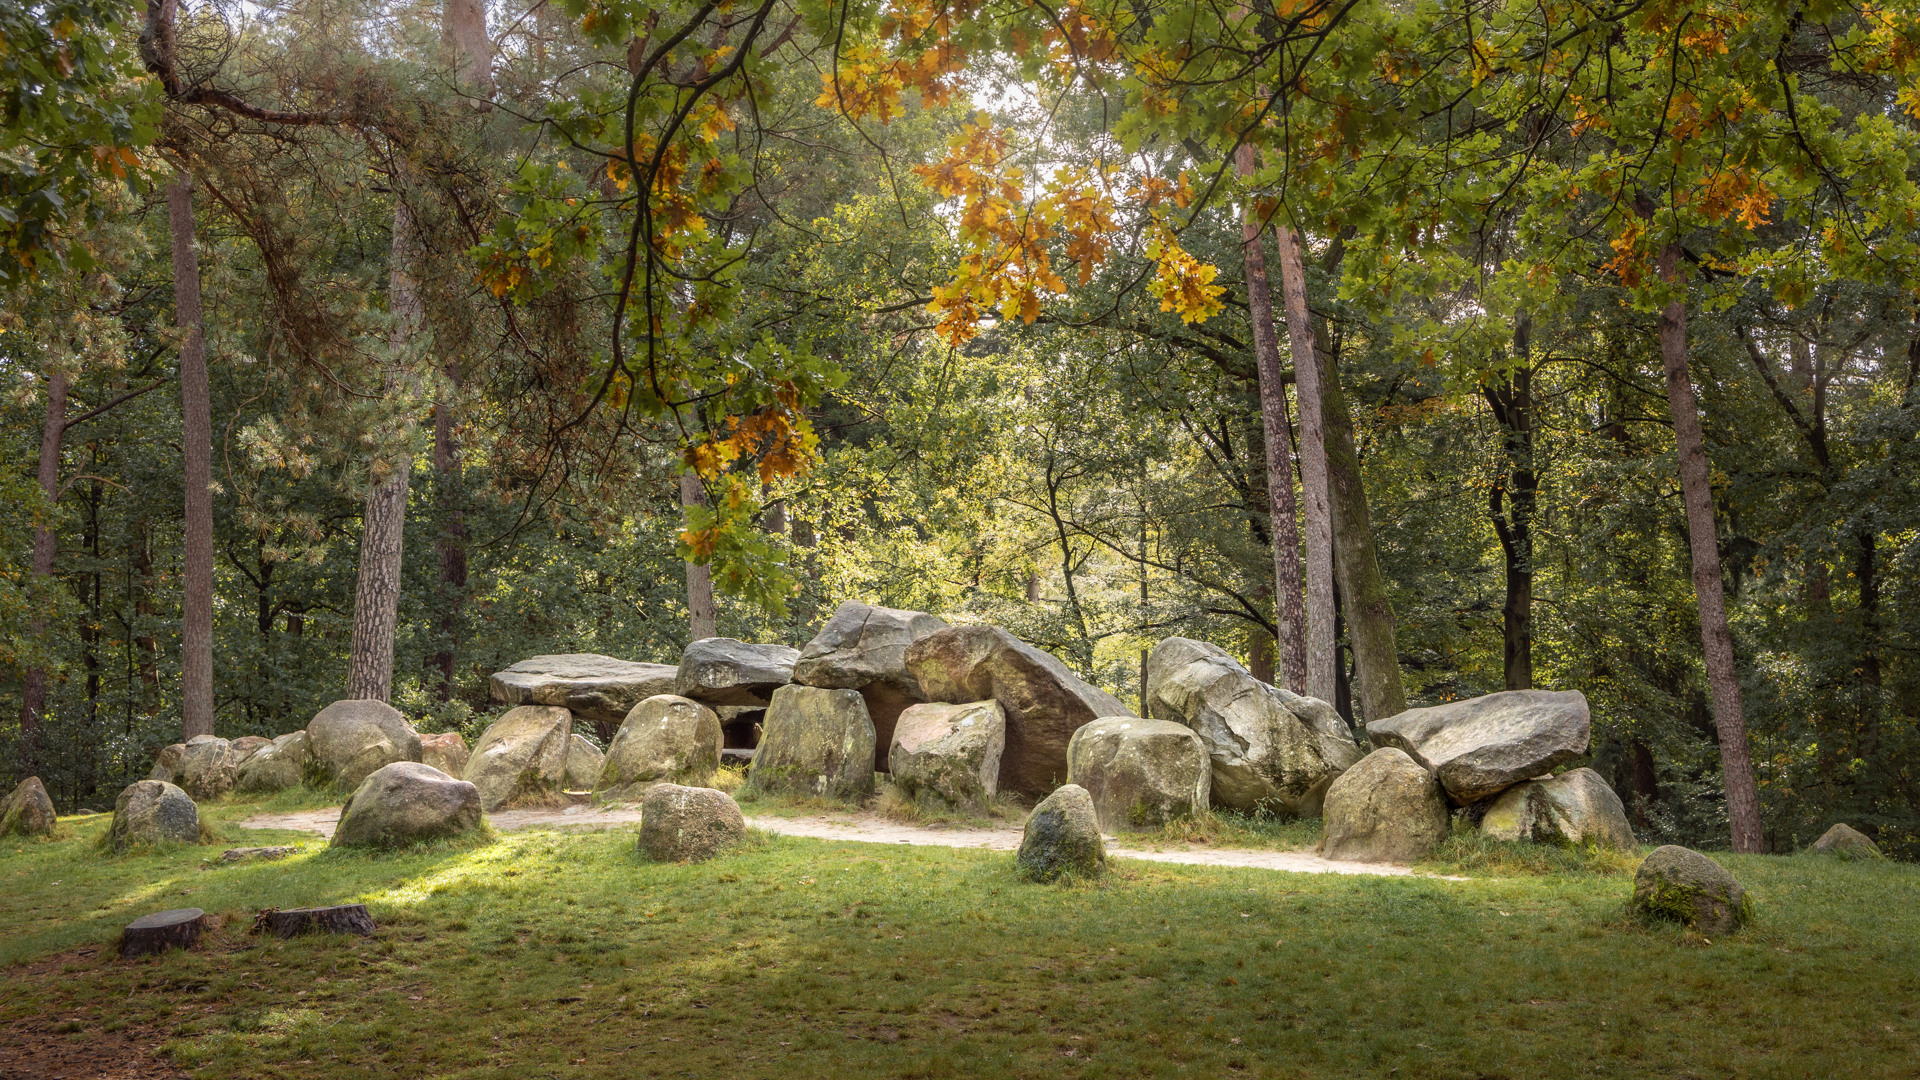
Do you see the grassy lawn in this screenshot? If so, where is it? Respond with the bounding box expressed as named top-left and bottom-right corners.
top-left (3, 798), bottom-right (1917, 1079)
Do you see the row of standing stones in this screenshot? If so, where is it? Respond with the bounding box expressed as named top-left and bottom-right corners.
top-left (21, 602), bottom-right (1880, 934)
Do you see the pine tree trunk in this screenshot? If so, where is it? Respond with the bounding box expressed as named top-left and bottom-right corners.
top-left (168, 172), bottom-right (216, 739)
top-left (17, 369), bottom-right (68, 770)
top-left (1273, 224), bottom-right (1340, 704)
top-left (1657, 244), bottom-right (1764, 853)
top-left (432, 370), bottom-right (466, 699)
top-left (346, 200), bottom-right (421, 703)
top-left (681, 474), bottom-right (718, 641)
top-left (441, 0), bottom-right (493, 95)
top-left (1485, 317), bottom-right (1536, 691)
top-left (1313, 316), bottom-right (1408, 722)
top-left (1239, 148), bottom-right (1309, 692)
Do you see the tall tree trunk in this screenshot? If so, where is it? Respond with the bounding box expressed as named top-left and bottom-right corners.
top-left (346, 200), bottom-right (421, 702)
top-left (168, 172), bottom-right (216, 739)
top-left (1273, 224), bottom-right (1337, 701)
top-left (18, 369), bottom-right (69, 771)
top-left (1656, 243), bottom-right (1764, 853)
top-left (1240, 149), bottom-right (1309, 692)
top-left (681, 473), bottom-right (718, 641)
top-left (442, 0), bottom-right (493, 95)
top-left (1314, 317), bottom-right (1408, 722)
top-left (1485, 317), bottom-right (1536, 691)
top-left (432, 375), bottom-right (467, 700)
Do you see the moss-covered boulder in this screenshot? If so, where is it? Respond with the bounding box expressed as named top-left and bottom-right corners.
top-left (1318, 747), bottom-right (1450, 864)
top-left (888, 700), bottom-right (1006, 808)
top-left (1811, 823), bottom-right (1882, 859)
top-left (597, 694), bottom-right (723, 800)
top-left (1630, 845), bottom-right (1750, 934)
top-left (1065, 717), bottom-right (1210, 831)
top-left (305, 699), bottom-right (423, 791)
top-left (235, 731), bottom-right (311, 793)
top-left (1017, 784), bottom-right (1105, 882)
top-left (563, 733), bottom-right (605, 791)
top-left (108, 780), bottom-right (199, 852)
top-left (748, 685), bottom-right (875, 798)
top-left (330, 762), bottom-right (483, 849)
top-left (419, 731), bottom-right (469, 779)
top-left (0, 776), bottom-right (56, 837)
top-left (637, 783), bottom-right (746, 862)
top-left (1480, 768), bottom-right (1636, 849)
top-left (465, 705), bottom-right (573, 811)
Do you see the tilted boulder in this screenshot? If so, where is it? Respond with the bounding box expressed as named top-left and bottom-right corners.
top-left (0, 776), bottom-right (57, 837)
top-left (1066, 717), bottom-right (1211, 831)
top-left (170, 736), bottom-right (243, 801)
top-left (465, 705), bottom-right (573, 811)
top-left (794, 601), bottom-right (950, 769)
top-left (748, 685), bottom-right (875, 798)
top-left (235, 731), bottom-right (311, 793)
top-left (330, 762), bottom-right (483, 849)
top-left (677, 638), bottom-right (800, 707)
top-left (1145, 637), bottom-right (1361, 816)
top-left (905, 625), bottom-right (1134, 798)
top-left (305, 700), bottom-right (423, 791)
top-left (888, 700), bottom-right (1006, 808)
top-left (489, 654), bottom-right (680, 740)
top-left (1017, 784), bottom-right (1105, 882)
top-left (1811, 822), bottom-right (1883, 859)
top-left (1318, 747), bottom-right (1450, 864)
top-left (1630, 845), bottom-right (1750, 934)
top-left (597, 694), bottom-right (723, 800)
top-left (1365, 689), bottom-right (1591, 804)
top-left (108, 780), bottom-right (200, 851)
top-left (637, 783), bottom-right (746, 862)
top-left (563, 734), bottom-right (605, 791)
top-left (419, 731), bottom-right (470, 779)
top-left (1481, 768), bottom-right (1636, 849)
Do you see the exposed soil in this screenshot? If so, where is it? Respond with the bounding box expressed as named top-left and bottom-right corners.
top-left (0, 949), bottom-right (187, 1080)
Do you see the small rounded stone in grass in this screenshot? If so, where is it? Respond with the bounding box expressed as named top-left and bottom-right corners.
top-left (1017, 784), bottom-right (1105, 883)
top-left (638, 783), bottom-right (746, 862)
top-left (1810, 823), bottom-right (1882, 860)
top-left (1630, 845), bottom-right (1751, 935)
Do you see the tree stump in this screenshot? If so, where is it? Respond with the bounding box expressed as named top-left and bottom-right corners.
top-left (121, 908), bottom-right (206, 958)
top-left (256, 904), bottom-right (376, 939)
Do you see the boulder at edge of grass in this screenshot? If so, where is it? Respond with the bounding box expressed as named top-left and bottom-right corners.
top-left (597, 694), bottom-right (723, 800)
top-left (1017, 784), bottom-right (1105, 883)
top-left (637, 783), bottom-right (746, 862)
top-left (1629, 845), bottom-right (1751, 935)
top-left (330, 762), bottom-right (483, 849)
top-left (0, 776), bottom-right (57, 837)
top-left (108, 780), bottom-right (200, 852)
top-left (1065, 717), bottom-right (1211, 832)
top-left (1318, 747), bottom-right (1450, 865)
top-left (1810, 823), bottom-right (1883, 860)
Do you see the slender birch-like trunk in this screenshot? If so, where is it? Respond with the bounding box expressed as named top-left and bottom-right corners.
top-left (1272, 224), bottom-right (1338, 703)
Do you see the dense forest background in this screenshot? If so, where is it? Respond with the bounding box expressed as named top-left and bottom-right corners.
top-left (5, 0), bottom-right (1918, 856)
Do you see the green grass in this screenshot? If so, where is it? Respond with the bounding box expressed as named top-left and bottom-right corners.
top-left (4, 803), bottom-right (1918, 1079)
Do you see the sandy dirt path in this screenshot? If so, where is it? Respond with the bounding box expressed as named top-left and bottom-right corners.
top-left (239, 805), bottom-right (1440, 879)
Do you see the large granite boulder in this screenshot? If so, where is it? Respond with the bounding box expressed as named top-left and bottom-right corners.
top-left (1365, 689), bottom-right (1590, 803)
top-left (489, 654), bottom-right (680, 740)
top-left (108, 780), bottom-right (199, 851)
top-left (330, 762), bottom-right (482, 849)
top-left (888, 700), bottom-right (1006, 808)
top-left (676, 638), bottom-right (800, 707)
top-left (465, 705), bottom-right (573, 811)
top-left (1066, 717), bottom-right (1210, 831)
top-left (794, 601), bottom-right (950, 769)
top-left (147, 741), bottom-right (187, 784)
top-left (305, 700), bottom-right (423, 791)
top-left (597, 695), bottom-right (723, 800)
top-left (230, 735), bottom-right (272, 761)
top-left (905, 625), bottom-right (1134, 798)
top-left (1318, 747), bottom-right (1450, 864)
top-left (0, 776), bottom-right (56, 837)
top-left (637, 783), bottom-right (746, 862)
top-left (1481, 768), bottom-right (1636, 849)
top-left (748, 685), bottom-right (875, 798)
top-left (171, 736), bottom-right (243, 801)
top-left (419, 732), bottom-right (470, 779)
top-left (1145, 637), bottom-right (1362, 816)
top-left (1811, 822), bottom-right (1883, 859)
top-left (563, 734), bottom-right (605, 791)
top-left (235, 731), bottom-right (311, 793)
top-left (1017, 784), bottom-right (1105, 882)
top-left (1630, 845), bottom-right (1750, 934)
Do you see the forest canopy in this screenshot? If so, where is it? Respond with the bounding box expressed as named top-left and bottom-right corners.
top-left (4, 0), bottom-right (1920, 856)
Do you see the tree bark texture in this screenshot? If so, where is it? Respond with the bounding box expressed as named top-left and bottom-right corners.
top-left (441, 0), bottom-right (493, 95)
top-left (1273, 225), bottom-right (1338, 702)
top-left (681, 473), bottom-right (718, 641)
top-left (17, 369), bottom-right (69, 767)
top-left (168, 172), bottom-right (216, 740)
top-left (1312, 311), bottom-right (1408, 722)
top-left (346, 200), bottom-right (421, 703)
top-left (1656, 243), bottom-right (1764, 854)
top-left (1485, 316), bottom-right (1536, 691)
top-left (1239, 148), bottom-right (1309, 693)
